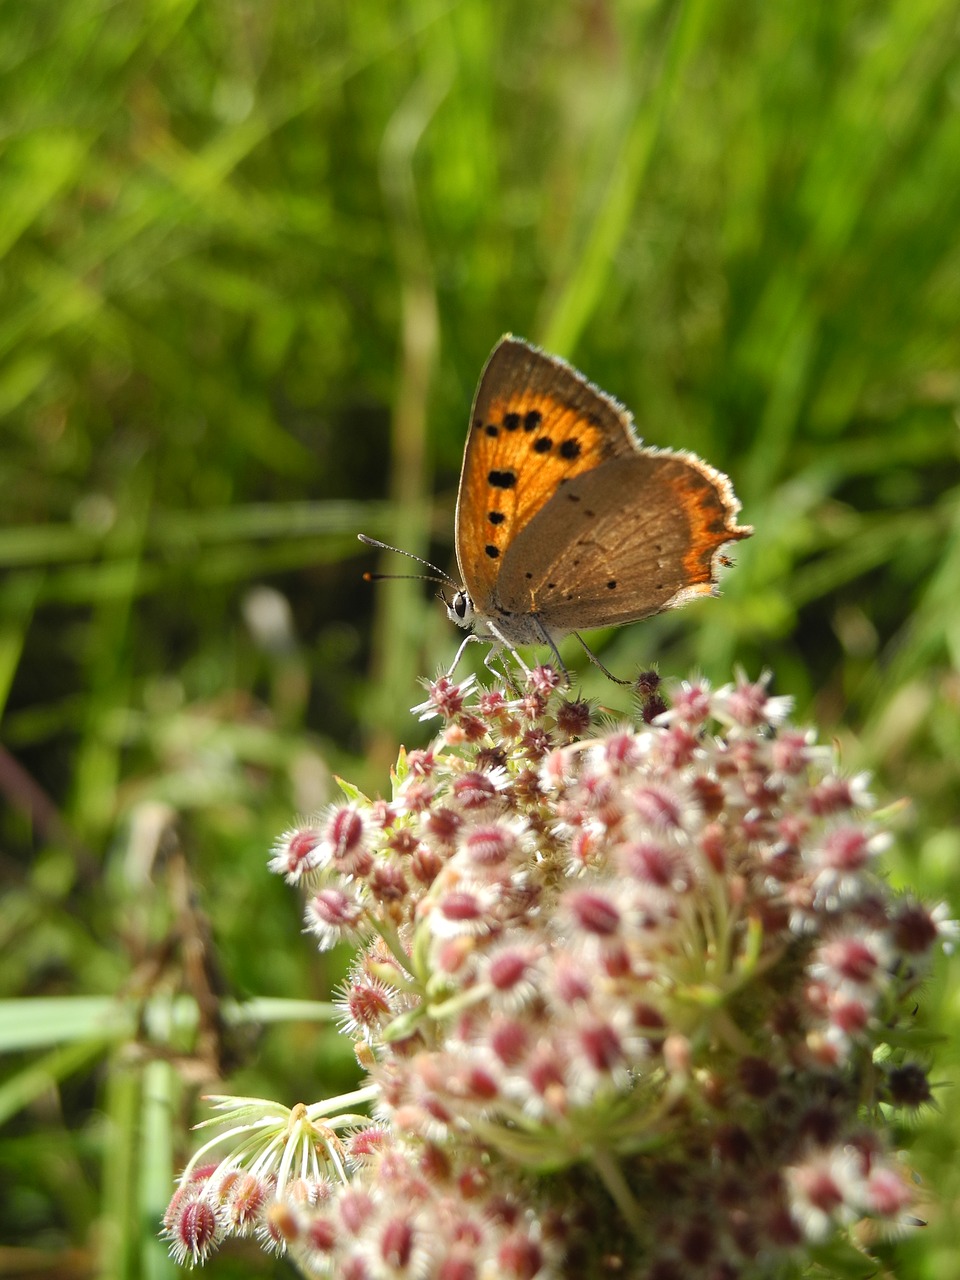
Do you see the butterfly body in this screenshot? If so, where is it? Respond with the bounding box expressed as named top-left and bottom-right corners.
top-left (446, 337), bottom-right (751, 665)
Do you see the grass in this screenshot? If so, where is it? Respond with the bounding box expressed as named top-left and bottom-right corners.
top-left (2, 0), bottom-right (959, 1275)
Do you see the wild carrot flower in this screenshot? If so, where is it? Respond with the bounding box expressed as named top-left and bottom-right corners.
top-left (166, 668), bottom-right (947, 1277)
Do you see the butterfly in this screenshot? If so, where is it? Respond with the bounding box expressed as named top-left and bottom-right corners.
top-left (362, 335), bottom-right (752, 680)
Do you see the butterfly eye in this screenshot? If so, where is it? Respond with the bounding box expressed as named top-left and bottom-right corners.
top-left (448, 591), bottom-right (475, 630)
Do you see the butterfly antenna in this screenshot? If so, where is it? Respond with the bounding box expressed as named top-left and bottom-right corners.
top-left (357, 534), bottom-right (459, 590)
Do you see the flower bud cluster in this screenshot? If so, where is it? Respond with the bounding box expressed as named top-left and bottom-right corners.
top-left (167, 669), bottom-right (946, 1277)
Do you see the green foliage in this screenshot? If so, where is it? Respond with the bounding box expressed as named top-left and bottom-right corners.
top-left (1, 0), bottom-right (958, 1274)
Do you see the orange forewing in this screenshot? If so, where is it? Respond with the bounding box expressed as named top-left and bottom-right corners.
top-left (455, 338), bottom-right (635, 610)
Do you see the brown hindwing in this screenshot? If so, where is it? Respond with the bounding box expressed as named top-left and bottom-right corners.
top-left (493, 450), bottom-right (751, 630)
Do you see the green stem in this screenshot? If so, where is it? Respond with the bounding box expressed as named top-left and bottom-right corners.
top-left (591, 1148), bottom-right (645, 1244)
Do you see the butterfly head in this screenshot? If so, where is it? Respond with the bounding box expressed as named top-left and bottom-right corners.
top-left (447, 589), bottom-right (475, 631)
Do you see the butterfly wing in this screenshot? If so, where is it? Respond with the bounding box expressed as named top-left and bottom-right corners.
top-left (494, 451), bottom-right (752, 631)
top-left (455, 337), bottom-right (637, 613)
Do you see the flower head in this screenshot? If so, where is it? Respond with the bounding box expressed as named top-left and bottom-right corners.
top-left (170, 669), bottom-right (944, 1277)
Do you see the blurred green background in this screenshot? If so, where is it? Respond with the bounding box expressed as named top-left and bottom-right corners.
top-left (2, 0), bottom-right (959, 1275)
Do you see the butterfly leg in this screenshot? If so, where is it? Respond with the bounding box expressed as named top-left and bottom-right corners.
top-left (572, 632), bottom-right (632, 686)
top-left (446, 629), bottom-right (527, 694)
top-left (530, 617), bottom-right (570, 687)
top-left (482, 621), bottom-right (532, 679)
top-left (504, 663), bottom-right (526, 694)
top-left (446, 632), bottom-right (485, 679)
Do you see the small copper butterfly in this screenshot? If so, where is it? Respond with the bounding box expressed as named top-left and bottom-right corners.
top-left (363, 335), bottom-right (752, 678)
